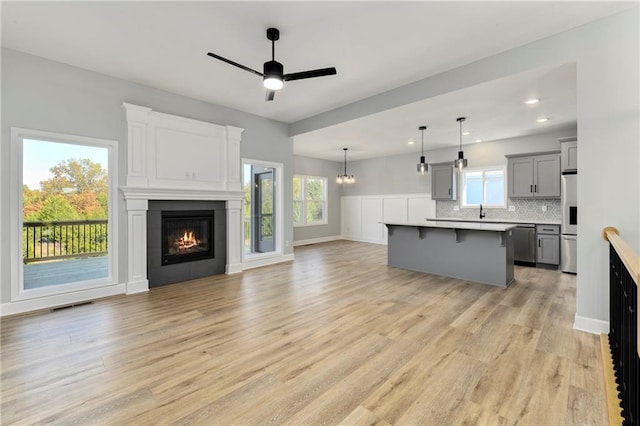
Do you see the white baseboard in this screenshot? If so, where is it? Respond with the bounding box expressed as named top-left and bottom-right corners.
top-left (242, 253), bottom-right (295, 270)
top-left (226, 263), bottom-right (243, 274)
top-left (0, 283), bottom-right (126, 317)
top-left (573, 314), bottom-right (609, 334)
top-left (293, 235), bottom-right (342, 247)
top-left (126, 279), bottom-right (149, 295)
top-left (341, 235), bottom-right (388, 246)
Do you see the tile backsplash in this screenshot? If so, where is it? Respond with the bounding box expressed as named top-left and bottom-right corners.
top-left (436, 198), bottom-right (561, 222)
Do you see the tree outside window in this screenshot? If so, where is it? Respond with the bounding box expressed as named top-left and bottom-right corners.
top-left (293, 175), bottom-right (328, 226)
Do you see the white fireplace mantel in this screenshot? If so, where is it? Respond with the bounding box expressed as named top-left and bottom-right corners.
top-left (120, 103), bottom-right (245, 294)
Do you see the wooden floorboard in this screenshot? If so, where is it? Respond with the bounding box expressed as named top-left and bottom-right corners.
top-left (0, 240), bottom-right (607, 425)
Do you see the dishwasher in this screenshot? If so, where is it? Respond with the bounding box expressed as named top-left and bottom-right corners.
top-left (513, 224), bottom-right (536, 266)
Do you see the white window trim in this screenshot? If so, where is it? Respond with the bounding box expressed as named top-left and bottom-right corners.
top-left (293, 174), bottom-right (328, 227)
top-left (241, 158), bottom-right (284, 262)
top-left (10, 127), bottom-right (119, 302)
top-left (460, 166), bottom-right (507, 209)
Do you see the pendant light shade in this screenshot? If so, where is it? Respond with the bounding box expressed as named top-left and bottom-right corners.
top-left (337, 148), bottom-right (355, 184)
top-left (453, 117), bottom-right (468, 170)
top-left (417, 125), bottom-right (428, 175)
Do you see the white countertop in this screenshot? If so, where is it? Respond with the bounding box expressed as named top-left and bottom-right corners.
top-left (384, 221), bottom-right (517, 232)
top-left (429, 217), bottom-right (561, 226)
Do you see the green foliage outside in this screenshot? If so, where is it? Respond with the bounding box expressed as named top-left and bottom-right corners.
top-left (23, 158), bottom-right (108, 261)
top-left (293, 176), bottom-right (325, 225)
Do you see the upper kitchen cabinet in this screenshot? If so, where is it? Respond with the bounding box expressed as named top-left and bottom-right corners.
top-left (430, 162), bottom-right (457, 200)
top-left (506, 152), bottom-right (561, 198)
top-left (560, 137), bottom-right (578, 172)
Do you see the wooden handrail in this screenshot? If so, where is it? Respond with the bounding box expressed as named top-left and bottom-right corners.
top-left (602, 226), bottom-right (640, 286)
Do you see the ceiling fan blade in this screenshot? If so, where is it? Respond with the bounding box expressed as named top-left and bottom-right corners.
top-left (265, 89), bottom-right (276, 101)
top-left (206, 52), bottom-right (264, 77)
top-left (283, 67), bottom-right (337, 82)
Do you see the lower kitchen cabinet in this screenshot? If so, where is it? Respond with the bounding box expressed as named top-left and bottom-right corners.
top-left (537, 234), bottom-right (560, 265)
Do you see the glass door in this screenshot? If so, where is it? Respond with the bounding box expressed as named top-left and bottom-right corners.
top-left (254, 170), bottom-right (274, 253)
top-left (242, 160), bottom-right (282, 259)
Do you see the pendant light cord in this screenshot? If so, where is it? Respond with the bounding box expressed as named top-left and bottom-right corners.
top-left (344, 148), bottom-right (347, 175)
top-left (421, 128), bottom-right (425, 156)
top-left (459, 120), bottom-right (462, 150)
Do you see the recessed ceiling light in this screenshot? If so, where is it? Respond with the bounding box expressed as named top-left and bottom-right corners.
top-left (408, 140), bottom-right (415, 145)
top-left (525, 98), bottom-right (540, 105)
top-left (463, 131), bottom-right (470, 136)
top-left (475, 139), bottom-right (482, 143)
top-left (536, 117), bottom-right (549, 123)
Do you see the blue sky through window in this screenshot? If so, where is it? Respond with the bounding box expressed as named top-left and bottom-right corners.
top-left (23, 139), bottom-right (108, 190)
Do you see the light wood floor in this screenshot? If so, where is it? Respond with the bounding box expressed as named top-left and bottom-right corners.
top-left (1, 240), bottom-right (606, 425)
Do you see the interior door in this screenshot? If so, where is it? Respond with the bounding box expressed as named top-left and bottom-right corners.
top-left (254, 171), bottom-right (274, 253)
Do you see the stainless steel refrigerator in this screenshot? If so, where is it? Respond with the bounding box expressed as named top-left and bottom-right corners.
top-left (561, 172), bottom-right (577, 273)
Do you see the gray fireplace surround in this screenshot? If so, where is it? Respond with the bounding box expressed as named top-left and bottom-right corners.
top-left (147, 200), bottom-right (227, 287)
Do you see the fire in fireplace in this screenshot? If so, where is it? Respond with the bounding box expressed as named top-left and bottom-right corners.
top-left (161, 210), bottom-right (214, 265)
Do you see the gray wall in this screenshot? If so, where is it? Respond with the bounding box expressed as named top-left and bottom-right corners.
top-left (293, 155), bottom-right (342, 242)
top-left (291, 7), bottom-right (640, 327)
top-left (1, 48), bottom-right (293, 304)
top-left (342, 127), bottom-right (575, 197)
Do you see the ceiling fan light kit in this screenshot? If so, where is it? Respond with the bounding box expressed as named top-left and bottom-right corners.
top-left (207, 27), bottom-right (336, 101)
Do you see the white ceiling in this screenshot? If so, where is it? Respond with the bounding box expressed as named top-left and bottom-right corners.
top-left (294, 62), bottom-right (578, 161)
top-left (1, 1), bottom-right (632, 125)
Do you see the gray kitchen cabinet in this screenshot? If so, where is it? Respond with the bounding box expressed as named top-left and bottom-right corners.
top-left (537, 234), bottom-right (560, 265)
top-left (430, 163), bottom-right (457, 200)
top-left (507, 157), bottom-right (534, 197)
top-left (560, 139), bottom-right (578, 171)
top-left (536, 224), bottom-right (560, 265)
top-left (506, 152), bottom-right (560, 198)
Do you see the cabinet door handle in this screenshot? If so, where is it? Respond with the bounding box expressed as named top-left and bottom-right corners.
top-left (448, 188), bottom-right (451, 195)
top-left (530, 184), bottom-right (533, 193)
top-left (534, 184), bottom-right (537, 193)
top-left (538, 239), bottom-right (541, 248)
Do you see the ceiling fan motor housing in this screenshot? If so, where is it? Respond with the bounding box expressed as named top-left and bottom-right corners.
top-left (264, 60), bottom-right (284, 80)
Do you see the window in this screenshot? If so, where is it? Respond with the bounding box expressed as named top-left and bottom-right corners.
top-left (11, 127), bottom-right (118, 300)
top-left (293, 175), bottom-right (328, 226)
top-left (461, 167), bottom-right (506, 208)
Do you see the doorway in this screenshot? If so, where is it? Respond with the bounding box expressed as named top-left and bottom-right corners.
top-left (242, 160), bottom-right (282, 259)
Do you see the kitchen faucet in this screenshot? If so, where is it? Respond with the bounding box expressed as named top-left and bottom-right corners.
top-left (479, 204), bottom-right (486, 219)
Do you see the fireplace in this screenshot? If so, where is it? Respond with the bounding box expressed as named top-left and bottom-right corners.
top-left (147, 201), bottom-right (227, 288)
top-left (161, 210), bottom-right (214, 265)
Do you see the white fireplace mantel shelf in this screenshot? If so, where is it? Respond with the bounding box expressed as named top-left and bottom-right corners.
top-left (120, 186), bottom-right (244, 202)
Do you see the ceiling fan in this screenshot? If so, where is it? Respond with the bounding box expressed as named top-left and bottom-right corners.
top-left (207, 28), bottom-right (337, 101)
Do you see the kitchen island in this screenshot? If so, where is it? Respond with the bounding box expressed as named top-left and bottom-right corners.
top-left (385, 220), bottom-right (516, 287)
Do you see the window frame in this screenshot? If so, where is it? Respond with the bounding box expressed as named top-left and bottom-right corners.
top-left (293, 174), bottom-right (328, 227)
top-left (10, 127), bottom-right (119, 302)
top-left (460, 166), bottom-right (507, 208)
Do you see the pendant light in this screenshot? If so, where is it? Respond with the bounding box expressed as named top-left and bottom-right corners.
top-left (453, 117), bottom-right (468, 170)
top-left (336, 148), bottom-right (355, 184)
top-left (417, 125), bottom-right (428, 175)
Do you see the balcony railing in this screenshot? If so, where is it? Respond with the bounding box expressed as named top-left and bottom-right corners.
top-left (23, 219), bottom-right (108, 263)
top-left (602, 226), bottom-right (639, 425)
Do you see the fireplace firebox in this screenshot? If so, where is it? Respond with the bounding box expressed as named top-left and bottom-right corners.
top-left (161, 210), bottom-right (214, 265)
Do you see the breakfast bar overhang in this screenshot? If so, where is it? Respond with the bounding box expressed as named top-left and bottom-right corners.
top-left (385, 221), bottom-right (517, 287)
